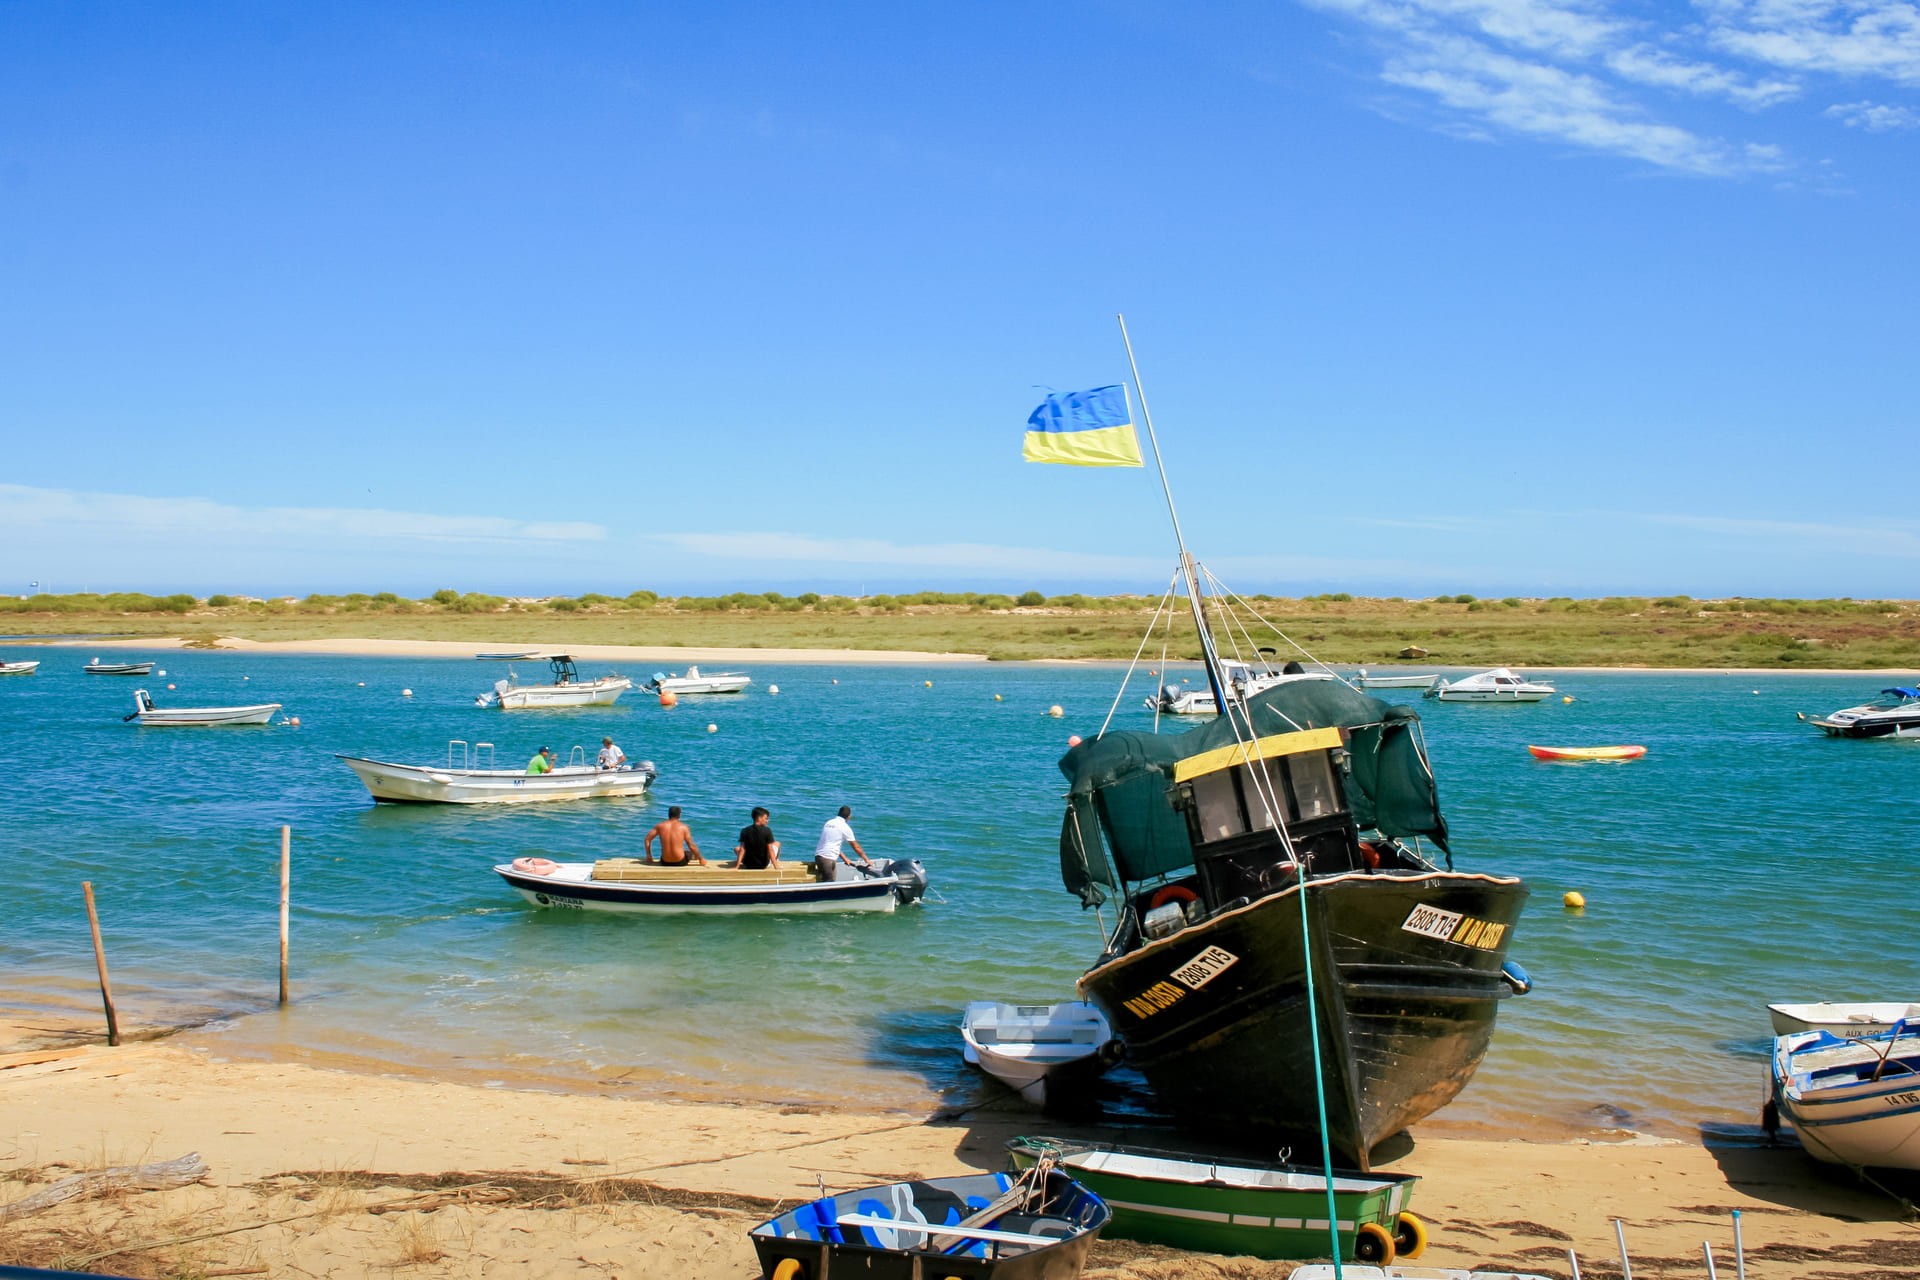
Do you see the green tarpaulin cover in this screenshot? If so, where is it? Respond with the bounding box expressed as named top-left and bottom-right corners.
top-left (1056, 679), bottom-right (1450, 906)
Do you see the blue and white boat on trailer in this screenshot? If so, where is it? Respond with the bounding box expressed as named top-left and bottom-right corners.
top-left (1770, 1022), bottom-right (1920, 1170)
top-left (494, 854), bottom-right (928, 915)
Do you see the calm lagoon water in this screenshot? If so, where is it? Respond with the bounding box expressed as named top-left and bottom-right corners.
top-left (3, 646), bottom-right (1916, 1144)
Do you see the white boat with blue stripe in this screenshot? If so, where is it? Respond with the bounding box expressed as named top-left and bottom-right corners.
top-left (495, 854), bottom-right (928, 914)
top-left (1770, 1021), bottom-right (1920, 1170)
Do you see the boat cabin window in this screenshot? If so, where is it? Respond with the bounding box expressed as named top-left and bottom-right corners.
top-left (1187, 750), bottom-right (1346, 844)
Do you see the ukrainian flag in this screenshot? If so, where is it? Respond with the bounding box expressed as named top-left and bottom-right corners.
top-left (1023, 385), bottom-right (1142, 467)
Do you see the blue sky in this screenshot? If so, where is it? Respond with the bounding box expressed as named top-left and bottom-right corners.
top-left (3, 1), bottom-right (1915, 599)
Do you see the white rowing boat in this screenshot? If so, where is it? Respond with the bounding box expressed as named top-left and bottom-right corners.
top-left (643, 664), bottom-right (751, 695)
top-left (338, 740), bottom-right (657, 804)
top-left (126, 689), bottom-right (281, 726)
top-left (1768, 1001), bottom-right (1920, 1038)
top-left (961, 1002), bottom-right (1119, 1106)
top-left (0, 660), bottom-right (40, 676)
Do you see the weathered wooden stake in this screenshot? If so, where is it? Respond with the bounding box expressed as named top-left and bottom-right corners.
top-left (278, 825), bottom-right (291, 1005)
top-left (82, 881), bottom-right (120, 1046)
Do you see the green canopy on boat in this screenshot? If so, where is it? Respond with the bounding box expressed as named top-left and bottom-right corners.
top-left (1056, 680), bottom-right (1451, 907)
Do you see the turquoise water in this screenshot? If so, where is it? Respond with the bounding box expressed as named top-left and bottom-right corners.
top-left (3, 647), bottom-right (1916, 1144)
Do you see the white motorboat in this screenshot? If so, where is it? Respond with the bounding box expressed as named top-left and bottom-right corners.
top-left (337, 740), bottom-right (657, 804)
top-left (475, 653), bottom-right (631, 709)
top-left (642, 664), bottom-right (752, 696)
top-left (126, 688), bottom-right (281, 726)
top-left (0, 660), bottom-right (39, 676)
top-left (1353, 668), bottom-right (1439, 690)
top-left (86, 659), bottom-right (155, 675)
top-left (1145, 660), bottom-right (1337, 716)
top-left (1771, 1024), bottom-right (1920, 1169)
top-left (1803, 687), bottom-right (1920, 738)
top-left (1769, 1001), bottom-right (1920, 1038)
top-left (960, 1001), bottom-right (1119, 1106)
top-left (495, 854), bottom-right (929, 915)
top-left (1426, 668), bottom-right (1557, 702)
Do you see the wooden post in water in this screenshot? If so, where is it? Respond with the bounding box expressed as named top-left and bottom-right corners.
top-left (278, 825), bottom-right (291, 1006)
top-left (82, 881), bottom-right (120, 1046)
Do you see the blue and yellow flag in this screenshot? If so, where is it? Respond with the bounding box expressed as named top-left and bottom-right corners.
top-left (1023, 385), bottom-right (1142, 467)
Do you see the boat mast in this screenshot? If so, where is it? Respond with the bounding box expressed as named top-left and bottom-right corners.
top-left (1116, 314), bottom-right (1233, 722)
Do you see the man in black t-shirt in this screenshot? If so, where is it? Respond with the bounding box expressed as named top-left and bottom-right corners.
top-left (734, 806), bottom-right (781, 869)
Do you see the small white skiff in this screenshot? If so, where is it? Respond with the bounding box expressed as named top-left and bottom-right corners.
top-left (643, 664), bottom-right (752, 695)
top-left (0, 660), bottom-right (40, 676)
top-left (127, 689), bottom-right (281, 726)
top-left (86, 659), bottom-right (155, 675)
top-left (1353, 669), bottom-right (1439, 690)
top-left (960, 1001), bottom-right (1119, 1106)
top-left (1769, 1001), bottom-right (1920, 1038)
top-left (338, 741), bottom-right (657, 804)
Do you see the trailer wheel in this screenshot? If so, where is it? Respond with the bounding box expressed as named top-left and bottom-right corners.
top-left (1393, 1211), bottom-right (1429, 1259)
top-left (1354, 1222), bottom-right (1397, 1263)
top-left (770, 1260), bottom-right (804, 1280)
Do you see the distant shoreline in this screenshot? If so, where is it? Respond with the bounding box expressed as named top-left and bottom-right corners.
top-left (19, 633), bottom-right (1919, 677)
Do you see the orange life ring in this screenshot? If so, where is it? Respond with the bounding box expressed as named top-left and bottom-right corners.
top-left (511, 857), bottom-right (559, 876)
top-left (1148, 885), bottom-right (1198, 912)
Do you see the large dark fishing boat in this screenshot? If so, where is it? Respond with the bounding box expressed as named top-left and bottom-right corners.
top-left (1040, 320), bottom-right (1530, 1171)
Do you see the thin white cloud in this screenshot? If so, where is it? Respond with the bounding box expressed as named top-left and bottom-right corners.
top-left (1301, 0), bottom-right (1920, 173)
top-left (1644, 511), bottom-right (1920, 557)
top-left (1825, 97), bottom-right (1920, 126)
top-left (0, 484), bottom-right (605, 545)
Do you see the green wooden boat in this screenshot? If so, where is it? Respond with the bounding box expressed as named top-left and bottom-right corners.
top-left (1006, 1136), bottom-right (1425, 1263)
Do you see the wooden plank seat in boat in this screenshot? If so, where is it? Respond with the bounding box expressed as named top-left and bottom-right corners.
top-left (589, 858), bottom-right (819, 885)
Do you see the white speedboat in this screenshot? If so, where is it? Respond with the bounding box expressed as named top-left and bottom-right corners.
top-left (495, 854), bottom-right (928, 914)
top-left (0, 660), bottom-right (39, 676)
top-left (337, 740), bottom-right (657, 804)
top-left (1426, 668), bottom-right (1557, 702)
top-left (1769, 1001), bottom-right (1920, 1038)
top-left (126, 688), bottom-right (281, 726)
top-left (1353, 669), bottom-right (1439, 690)
top-left (642, 664), bottom-right (751, 695)
top-left (1145, 660), bottom-right (1336, 715)
top-left (960, 1001), bottom-right (1119, 1106)
top-left (86, 659), bottom-right (155, 675)
top-left (1771, 1024), bottom-right (1920, 1169)
top-left (1804, 687), bottom-right (1920, 738)
top-left (475, 653), bottom-right (631, 709)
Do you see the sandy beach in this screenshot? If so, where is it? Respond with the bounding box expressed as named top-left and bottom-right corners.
top-left (3, 1015), bottom-right (1915, 1280)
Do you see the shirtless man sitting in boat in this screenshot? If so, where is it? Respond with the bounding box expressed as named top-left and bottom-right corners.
top-left (643, 807), bottom-right (706, 866)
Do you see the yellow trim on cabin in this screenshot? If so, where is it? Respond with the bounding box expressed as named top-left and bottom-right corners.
top-left (1172, 726), bottom-right (1344, 783)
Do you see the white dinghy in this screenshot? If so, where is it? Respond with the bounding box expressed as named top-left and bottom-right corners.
top-left (126, 688), bottom-right (281, 727)
top-left (1769, 1001), bottom-right (1920, 1038)
top-left (0, 660), bottom-right (40, 676)
top-left (960, 1001), bottom-right (1119, 1107)
top-left (642, 664), bottom-right (752, 696)
top-left (338, 740), bottom-right (657, 805)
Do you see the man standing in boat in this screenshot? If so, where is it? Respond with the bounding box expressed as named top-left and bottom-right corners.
top-left (734, 807), bottom-right (780, 869)
top-left (814, 805), bottom-right (873, 870)
top-left (643, 806), bottom-right (705, 866)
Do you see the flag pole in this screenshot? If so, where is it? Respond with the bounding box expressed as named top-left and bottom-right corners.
top-left (1116, 313), bottom-right (1231, 718)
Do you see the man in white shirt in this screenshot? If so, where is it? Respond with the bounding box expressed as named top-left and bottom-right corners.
top-left (814, 805), bottom-right (873, 868)
top-left (597, 737), bottom-right (627, 770)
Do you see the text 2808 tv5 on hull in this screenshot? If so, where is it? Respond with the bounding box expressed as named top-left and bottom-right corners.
top-left (1057, 678), bottom-right (1530, 1170)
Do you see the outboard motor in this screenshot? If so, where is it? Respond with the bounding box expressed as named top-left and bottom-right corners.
top-left (1159, 683), bottom-right (1182, 707)
top-left (871, 857), bottom-right (929, 905)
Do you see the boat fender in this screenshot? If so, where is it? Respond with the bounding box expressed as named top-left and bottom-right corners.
top-left (1096, 1037), bottom-right (1127, 1067)
top-left (1358, 841), bottom-right (1382, 870)
top-left (1147, 885), bottom-right (1198, 912)
top-left (511, 857), bottom-right (559, 876)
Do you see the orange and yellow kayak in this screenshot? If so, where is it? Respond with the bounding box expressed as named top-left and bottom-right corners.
top-left (1527, 744), bottom-right (1647, 762)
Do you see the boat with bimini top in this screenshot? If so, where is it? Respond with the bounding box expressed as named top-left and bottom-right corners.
top-left (1034, 323), bottom-right (1529, 1171)
top-left (474, 653), bottom-right (631, 709)
top-left (1803, 687), bottom-right (1920, 738)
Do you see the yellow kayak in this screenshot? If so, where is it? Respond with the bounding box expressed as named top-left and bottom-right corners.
top-left (1527, 744), bottom-right (1647, 761)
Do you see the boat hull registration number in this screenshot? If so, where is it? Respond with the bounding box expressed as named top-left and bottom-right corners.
top-left (1402, 904), bottom-right (1508, 950)
top-left (1121, 946), bottom-right (1240, 1021)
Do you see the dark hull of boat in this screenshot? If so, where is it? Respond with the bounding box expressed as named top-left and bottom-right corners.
top-left (1078, 871), bottom-right (1528, 1170)
top-left (1829, 716), bottom-right (1920, 739)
